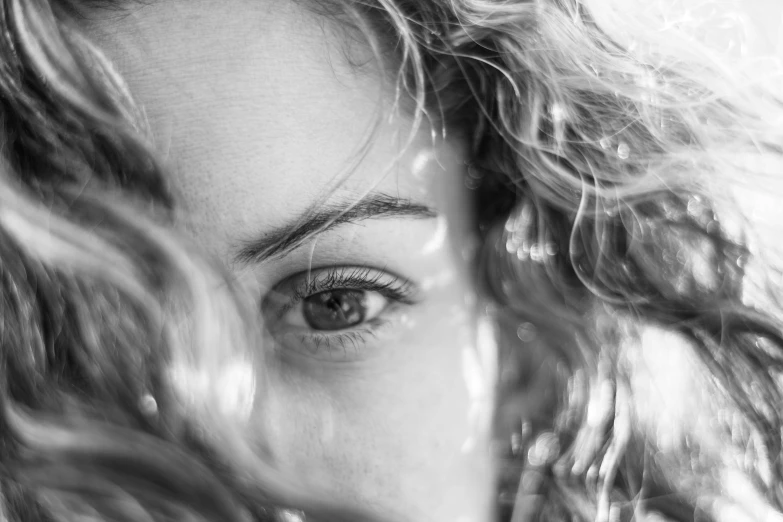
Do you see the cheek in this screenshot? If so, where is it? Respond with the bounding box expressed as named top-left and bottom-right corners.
top-left (251, 278), bottom-right (482, 500)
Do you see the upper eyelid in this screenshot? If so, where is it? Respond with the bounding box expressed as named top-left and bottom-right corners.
top-left (294, 266), bottom-right (414, 301)
top-left (300, 266), bottom-right (391, 294)
top-left (263, 265), bottom-right (417, 318)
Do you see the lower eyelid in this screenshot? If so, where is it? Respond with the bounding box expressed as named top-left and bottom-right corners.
top-left (270, 314), bottom-right (401, 362)
top-left (273, 329), bottom-right (377, 362)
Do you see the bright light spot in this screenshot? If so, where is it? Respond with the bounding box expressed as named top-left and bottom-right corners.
top-left (461, 316), bottom-right (497, 454)
top-left (550, 102), bottom-right (567, 122)
top-left (412, 149), bottom-right (436, 179)
top-left (420, 269), bottom-right (457, 291)
top-left (217, 362), bottom-right (256, 420)
top-left (422, 215), bottom-right (448, 254)
top-left (169, 360), bottom-right (256, 422)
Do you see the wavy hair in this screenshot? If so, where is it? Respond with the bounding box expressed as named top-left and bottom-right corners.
top-left (0, 0), bottom-right (367, 521)
top-left (0, 0), bottom-right (782, 521)
top-left (334, 1), bottom-right (783, 521)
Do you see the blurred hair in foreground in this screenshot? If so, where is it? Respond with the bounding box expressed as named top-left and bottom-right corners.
top-left (1, 0), bottom-right (783, 521)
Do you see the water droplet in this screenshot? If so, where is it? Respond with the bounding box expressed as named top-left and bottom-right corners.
top-left (617, 142), bottom-right (630, 159)
top-left (529, 244), bottom-right (543, 262)
top-left (510, 432), bottom-right (524, 455)
top-left (599, 136), bottom-right (612, 149)
top-left (516, 241), bottom-right (531, 260)
top-left (687, 196), bottom-right (704, 216)
top-left (528, 432), bottom-right (560, 466)
top-left (545, 242), bottom-right (558, 256)
top-left (139, 394), bottom-right (158, 416)
top-left (467, 163), bottom-right (483, 179)
top-left (517, 322), bottom-right (537, 342)
top-left (464, 176), bottom-right (480, 190)
top-left (676, 248), bottom-right (688, 264)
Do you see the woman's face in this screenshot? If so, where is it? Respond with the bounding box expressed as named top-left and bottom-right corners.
top-left (83, 1), bottom-right (494, 520)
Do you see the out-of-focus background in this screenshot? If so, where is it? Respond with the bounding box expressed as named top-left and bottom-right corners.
top-left (625, 0), bottom-right (782, 57)
top-left (744, 0), bottom-right (782, 57)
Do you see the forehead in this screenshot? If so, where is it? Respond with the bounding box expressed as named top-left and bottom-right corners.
top-left (80, 0), bottom-right (459, 261)
top-left (82, 0), bottom-right (411, 217)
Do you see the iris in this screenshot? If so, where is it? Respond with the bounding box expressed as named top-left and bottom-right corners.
top-left (303, 290), bottom-right (367, 330)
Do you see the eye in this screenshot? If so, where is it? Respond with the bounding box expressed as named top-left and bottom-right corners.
top-left (261, 266), bottom-right (418, 361)
top-left (286, 289), bottom-right (388, 331)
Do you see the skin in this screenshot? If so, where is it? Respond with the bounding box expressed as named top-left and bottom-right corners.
top-left (80, 1), bottom-right (495, 521)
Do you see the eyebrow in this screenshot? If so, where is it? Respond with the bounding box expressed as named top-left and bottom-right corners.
top-left (233, 193), bottom-right (437, 265)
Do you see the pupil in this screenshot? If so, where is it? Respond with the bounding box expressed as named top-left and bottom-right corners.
top-left (303, 290), bottom-right (366, 331)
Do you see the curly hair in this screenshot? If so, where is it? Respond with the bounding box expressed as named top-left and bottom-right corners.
top-left (0, 0), bottom-right (782, 521)
top-left (334, 1), bottom-right (783, 521)
top-left (0, 1), bottom-right (354, 520)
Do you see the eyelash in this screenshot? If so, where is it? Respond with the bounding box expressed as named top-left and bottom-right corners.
top-left (279, 266), bottom-right (416, 317)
